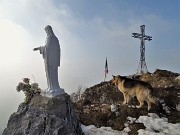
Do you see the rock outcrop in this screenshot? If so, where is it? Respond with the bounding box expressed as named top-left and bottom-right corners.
top-left (72, 69), bottom-right (180, 134)
top-left (3, 93), bottom-right (83, 135)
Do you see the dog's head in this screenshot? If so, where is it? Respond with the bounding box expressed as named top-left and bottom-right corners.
top-left (111, 75), bottom-right (121, 86)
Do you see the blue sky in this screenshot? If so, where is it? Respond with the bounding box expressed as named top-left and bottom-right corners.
top-left (0, 0), bottom-right (179, 132)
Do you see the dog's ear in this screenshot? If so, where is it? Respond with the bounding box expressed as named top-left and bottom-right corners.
top-left (112, 75), bottom-right (115, 79)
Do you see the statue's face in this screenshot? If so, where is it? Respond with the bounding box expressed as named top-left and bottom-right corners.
top-left (44, 25), bottom-right (54, 36)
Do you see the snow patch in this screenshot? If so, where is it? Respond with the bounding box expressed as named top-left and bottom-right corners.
top-left (127, 116), bottom-right (136, 124)
top-left (159, 99), bottom-right (171, 114)
top-left (148, 113), bottom-right (159, 119)
top-left (81, 124), bottom-right (129, 135)
top-left (123, 127), bottom-right (131, 133)
top-left (136, 115), bottom-right (180, 135)
top-left (111, 104), bottom-right (117, 112)
top-left (177, 93), bottom-right (180, 98)
top-left (81, 114), bottom-right (180, 135)
top-left (176, 103), bottom-right (180, 111)
top-left (128, 105), bottom-right (136, 108)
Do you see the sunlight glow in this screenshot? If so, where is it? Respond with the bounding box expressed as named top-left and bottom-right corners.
top-left (0, 19), bottom-right (27, 67)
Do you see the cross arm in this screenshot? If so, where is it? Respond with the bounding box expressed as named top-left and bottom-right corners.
top-left (144, 35), bottom-right (152, 41)
top-left (132, 33), bottom-right (142, 38)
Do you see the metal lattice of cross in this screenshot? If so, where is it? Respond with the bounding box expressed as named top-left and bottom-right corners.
top-left (132, 25), bottom-right (152, 74)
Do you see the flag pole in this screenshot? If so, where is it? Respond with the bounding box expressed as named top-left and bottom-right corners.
top-left (104, 57), bottom-right (108, 82)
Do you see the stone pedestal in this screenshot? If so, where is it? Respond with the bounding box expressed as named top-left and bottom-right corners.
top-left (41, 88), bottom-right (65, 98)
top-left (3, 93), bottom-right (83, 135)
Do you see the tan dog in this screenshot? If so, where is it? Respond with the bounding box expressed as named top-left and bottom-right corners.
top-left (112, 75), bottom-right (156, 111)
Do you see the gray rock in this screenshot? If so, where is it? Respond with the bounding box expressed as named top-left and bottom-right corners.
top-left (3, 93), bottom-right (83, 135)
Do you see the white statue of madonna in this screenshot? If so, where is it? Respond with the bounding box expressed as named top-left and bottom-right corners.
top-left (33, 25), bottom-right (65, 97)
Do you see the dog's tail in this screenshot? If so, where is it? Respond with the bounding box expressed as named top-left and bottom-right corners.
top-left (148, 92), bottom-right (167, 115)
top-left (148, 95), bottom-right (157, 104)
top-left (147, 88), bottom-right (168, 115)
top-left (147, 88), bottom-right (157, 104)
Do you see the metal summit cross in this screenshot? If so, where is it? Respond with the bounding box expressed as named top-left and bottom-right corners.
top-left (132, 25), bottom-right (152, 74)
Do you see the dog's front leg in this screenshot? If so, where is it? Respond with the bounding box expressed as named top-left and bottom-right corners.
top-left (122, 93), bottom-right (127, 105)
top-left (126, 94), bottom-right (130, 104)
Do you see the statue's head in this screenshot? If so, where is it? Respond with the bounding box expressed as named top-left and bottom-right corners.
top-left (44, 25), bottom-right (54, 36)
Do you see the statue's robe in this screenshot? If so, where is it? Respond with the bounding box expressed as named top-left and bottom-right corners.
top-left (39, 26), bottom-right (64, 95)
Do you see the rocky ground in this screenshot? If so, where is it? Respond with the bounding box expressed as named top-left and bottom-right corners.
top-left (72, 69), bottom-right (180, 135)
top-left (3, 69), bottom-right (180, 135)
top-left (3, 94), bottom-right (83, 135)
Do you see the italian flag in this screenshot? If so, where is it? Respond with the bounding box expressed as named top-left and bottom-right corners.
top-left (105, 57), bottom-right (108, 79)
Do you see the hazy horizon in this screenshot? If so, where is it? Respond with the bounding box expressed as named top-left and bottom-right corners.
top-left (0, 0), bottom-right (179, 133)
